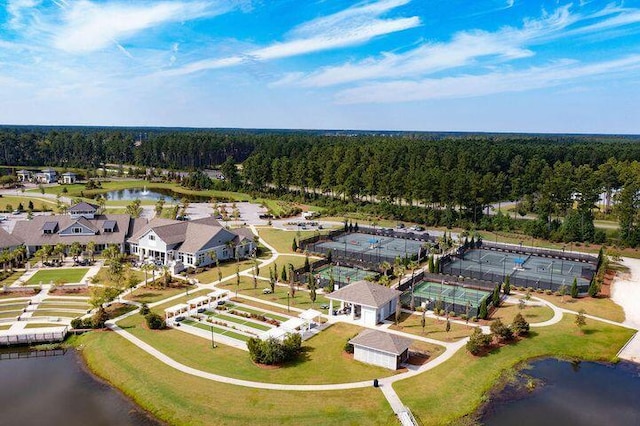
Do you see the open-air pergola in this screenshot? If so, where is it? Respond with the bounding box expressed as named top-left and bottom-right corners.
top-left (187, 296), bottom-right (210, 312)
top-left (164, 303), bottom-right (189, 320)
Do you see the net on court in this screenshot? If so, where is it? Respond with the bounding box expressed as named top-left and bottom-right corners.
top-left (404, 281), bottom-right (491, 317)
top-left (315, 264), bottom-right (376, 284)
top-left (308, 232), bottom-right (424, 264)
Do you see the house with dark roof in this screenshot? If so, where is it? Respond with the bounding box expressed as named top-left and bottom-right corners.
top-left (11, 203), bottom-right (144, 256)
top-left (327, 280), bottom-right (402, 326)
top-left (349, 329), bottom-right (412, 370)
top-left (0, 227), bottom-right (22, 252)
top-left (127, 216), bottom-right (255, 271)
top-left (16, 170), bottom-right (32, 182)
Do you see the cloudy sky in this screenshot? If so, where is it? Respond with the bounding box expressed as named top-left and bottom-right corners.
top-left (1, 0), bottom-right (640, 133)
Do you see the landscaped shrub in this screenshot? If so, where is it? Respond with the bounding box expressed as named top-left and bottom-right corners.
top-left (466, 328), bottom-right (492, 355)
top-left (490, 318), bottom-right (513, 342)
top-left (70, 318), bottom-right (83, 329)
top-left (91, 307), bottom-right (109, 329)
top-left (511, 313), bottom-right (530, 336)
top-left (544, 289), bottom-right (553, 295)
top-left (449, 311), bottom-right (456, 318)
top-left (145, 312), bottom-right (166, 330)
top-left (247, 334), bottom-right (302, 365)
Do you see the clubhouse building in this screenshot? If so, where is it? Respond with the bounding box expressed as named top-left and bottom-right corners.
top-left (10, 202), bottom-right (255, 271)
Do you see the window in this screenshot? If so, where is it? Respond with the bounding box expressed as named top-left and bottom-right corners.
top-left (149, 235), bottom-right (155, 241)
top-left (73, 227), bottom-right (82, 234)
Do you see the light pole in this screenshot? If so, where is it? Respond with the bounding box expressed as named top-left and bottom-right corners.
top-left (210, 324), bottom-right (216, 349)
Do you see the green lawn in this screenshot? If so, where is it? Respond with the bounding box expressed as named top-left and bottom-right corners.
top-left (0, 195), bottom-right (56, 212)
top-left (205, 310), bottom-right (272, 331)
top-left (0, 302), bottom-right (28, 311)
top-left (116, 314), bottom-right (397, 385)
top-left (220, 277), bottom-right (330, 314)
top-left (24, 323), bottom-right (68, 329)
top-left (192, 259), bottom-right (254, 284)
top-left (490, 303), bottom-right (555, 325)
top-left (125, 283), bottom-right (196, 304)
top-left (77, 331), bottom-right (394, 426)
top-left (0, 310), bottom-right (21, 319)
top-left (394, 314), bottom-right (636, 426)
top-left (231, 297), bottom-right (300, 318)
top-left (45, 297), bottom-right (90, 302)
top-left (258, 255), bottom-right (309, 279)
top-left (258, 228), bottom-right (330, 254)
top-left (224, 302), bottom-right (289, 322)
top-left (389, 312), bottom-right (475, 342)
top-left (182, 319), bottom-right (252, 342)
top-left (92, 267), bottom-right (145, 286)
top-left (31, 309), bottom-right (83, 318)
top-left (0, 271), bottom-right (26, 286)
top-left (0, 324), bottom-right (10, 330)
top-left (37, 302), bottom-right (89, 310)
top-left (524, 292), bottom-right (625, 323)
top-left (27, 268), bottom-right (89, 285)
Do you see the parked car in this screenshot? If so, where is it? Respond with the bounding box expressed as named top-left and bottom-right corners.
top-left (197, 308), bottom-right (206, 313)
top-left (175, 316), bottom-right (186, 322)
top-left (262, 288), bottom-right (273, 294)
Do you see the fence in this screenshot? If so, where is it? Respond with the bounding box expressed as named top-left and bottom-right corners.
top-left (0, 327), bottom-right (68, 346)
top-left (480, 241), bottom-right (598, 264)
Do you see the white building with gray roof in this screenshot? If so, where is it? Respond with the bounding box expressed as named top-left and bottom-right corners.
top-left (327, 280), bottom-right (402, 326)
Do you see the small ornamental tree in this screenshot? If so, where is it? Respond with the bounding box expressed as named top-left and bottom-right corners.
top-left (91, 307), bottom-right (109, 329)
top-left (511, 313), bottom-right (530, 336)
top-left (395, 298), bottom-right (402, 325)
top-left (445, 317), bottom-right (451, 333)
top-left (575, 309), bottom-right (587, 330)
top-left (292, 238), bottom-right (298, 252)
top-left (588, 279), bottom-right (599, 298)
top-left (571, 277), bottom-right (579, 298)
top-left (503, 276), bottom-right (511, 295)
top-left (478, 298), bottom-right (488, 320)
top-left (421, 310), bottom-right (426, 334)
top-left (428, 255), bottom-right (435, 273)
top-left (327, 250), bottom-right (332, 263)
top-left (304, 255), bottom-right (310, 272)
top-left (140, 303), bottom-right (150, 316)
top-left (434, 257), bottom-right (440, 273)
top-left (466, 328), bottom-right (492, 355)
top-left (281, 266), bottom-right (287, 282)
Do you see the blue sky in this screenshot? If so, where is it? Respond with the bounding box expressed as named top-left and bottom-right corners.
top-left (1, 0), bottom-right (640, 133)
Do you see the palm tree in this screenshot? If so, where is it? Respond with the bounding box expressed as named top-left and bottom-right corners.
top-left (54, 243), bottom-right (67, 262)
top-left (161, 265), bottom-right (171, 287)
top-left (380, 261), bottom-right (391, 277)
top-left (140, 262), bottom-right (153, 286)
top-left (43, 244), bottom-right (53, 262)
top-left (69, 242), bottom-right (82, 263)
top-left (33, 247), bottom-right (46, 266)
top-left (86, 241), bottom-right (96, 262)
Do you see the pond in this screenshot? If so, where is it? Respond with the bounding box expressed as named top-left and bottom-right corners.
top-left (0, 348), bottom-right (160, 426)
top-left (481, 358), bottom-right (640, 426)
top-left (97, 187), bottom-right (210, 203)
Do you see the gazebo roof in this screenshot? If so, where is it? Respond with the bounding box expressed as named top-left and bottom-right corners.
top-left (299, 309), bottom-right (322, 321)
top-left (349, 329), bottom-right (413, 356)
top-left (208, 289), bottom-right (229, 298)
top-left (187, 296), bottom-right (209, 305)
top-left (327, 280), bottom-right (401, 309)
top-left (280, 317), bottom-right (306, 332)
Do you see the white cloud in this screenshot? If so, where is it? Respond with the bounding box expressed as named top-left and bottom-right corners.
top-left (163, 0), bottom-right (420, 76)
top-left (52, 1), bottom-right (214, 53)
top-left (6, 0), bottom-right (42, 29)
top-left (334, 55), bottom-right (640, 104)
top-left (276, 6), bottom-right (573, 88)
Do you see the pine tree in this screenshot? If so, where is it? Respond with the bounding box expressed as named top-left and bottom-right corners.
top-left (503, 275), bottom-right (511, 295)
top-left (428, 255), bottom-right (434, 273)
top-left (304, 255), bottom-right (310, 272)
top-left (479, 298), bottom-right (488, 320)
top-left (281, 267), bottom-right (287, 282)
top-left (571, 277), bottom-right (579, 298)
top-left (434, 257), bottom-right (440, 273)
top-left (421, 309), bottom-right (426, 334)
top-left (354, 222), bottom-right (359, 232)
top-left (575, 309), bottom-right (587, 330)
top-left (343, 219), bottom-right (348, 232)
top-left (588, 279), bottom-right (599, 298)
top-left (292, 238), bottom-right (298, 252)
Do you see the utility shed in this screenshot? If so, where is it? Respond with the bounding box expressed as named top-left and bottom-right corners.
top-left (349, 329), bottom-right (412, 370)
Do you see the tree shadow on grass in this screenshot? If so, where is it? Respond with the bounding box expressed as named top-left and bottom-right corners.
top-left (280, 346), bottom-right (314, 369)
top-left (582, 328), bottom-right (598, 336)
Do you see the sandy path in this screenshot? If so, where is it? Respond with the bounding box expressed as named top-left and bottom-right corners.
top-left (610, 257), bottom-right (640, 328)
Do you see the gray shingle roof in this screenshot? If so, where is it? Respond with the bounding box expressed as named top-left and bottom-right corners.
top-left (0, 227), bottom-right (22, 249)
top-left (103, 220), bottom-right (117, 231)
top-left (68, 202), bottom-right (98, 213)
top-left (42, 221), bottom-right (58, 233)
top-left (327, 280), bottom-right (401, 308)
top-left (349, 329), bottom-right (412, 355)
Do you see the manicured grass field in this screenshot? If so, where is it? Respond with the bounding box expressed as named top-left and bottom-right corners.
top-left (24, 323), bottom-right (67, 329)
top-left (0, 302), bottom-right (28, 311)
top-left (192, 259), bottom-right (254, 284)
top-left (78, 331), bottom-right (394, 426)
top-left (116, 314), bottom-right (396, 385)
top-left (0, 310), bottom-right (21, 319)
top-left (258, 228), bottom-right (330, 254)
top-left (224, 302), bottom-right (289, 322)
top-left (394, 314), bottom-right (636, 425)
top-left (206, 311), bottom-right (272, 331)
top-left (389, 312), bottom-right (475, 341)
top-left (31, 309), bottom-right (83, 318)
top-left (258, 255), bottom-right (309, 279)
top-left (27, 268), bottom-right (89, 285)
top-left (0, 324), bottom-right (10, 330)
top-left (44, 297), bottom-right (90, 302)
top-left (92, 267), bottom-right (144, 286)
top-left (231, 297), bottom-right (298, 318)
top-left (182, 319), bottom-right (251, 342)
top-left (37, 302), bottom-right (89, 310)
top-left (0, 195), bottom-right (56, 212)
top-left (523, 292), bottom-right (625, 322)
top-left (0, 271), bottom-right (25, 286)
top-left (125, 284), bottom-right (196, 304)
top-left (221, 277), bottom-right (330, 314)
top-left (490, 303), bottom-right (555, 325)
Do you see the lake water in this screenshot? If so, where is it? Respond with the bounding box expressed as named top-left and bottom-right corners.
top-left (0, 348), bottom-right (160, 426)
top-left (99, 187), bottom-right (209, 203)
top-left (482, 358), bottom-right (640, 426)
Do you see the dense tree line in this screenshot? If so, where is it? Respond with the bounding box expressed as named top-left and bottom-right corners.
top-left (1, 127), bottom-right (639, 246)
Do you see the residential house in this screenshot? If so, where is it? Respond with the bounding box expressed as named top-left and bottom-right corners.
top-left (16, 170), bottom-right (32, 182)
top-left (34, 169), bottom-right (57, 184)
top-left (61, 172), bottom-right (77, 184)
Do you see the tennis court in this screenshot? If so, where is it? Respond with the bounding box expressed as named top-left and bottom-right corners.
top-left (308, 232), bottom-right (425, 264)
top-left (403, 280), bottom-right (491, 317)
top-left (442, 248), bottom-right (595, 291)
top-left (314, 264), bottom-right (377, 289)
